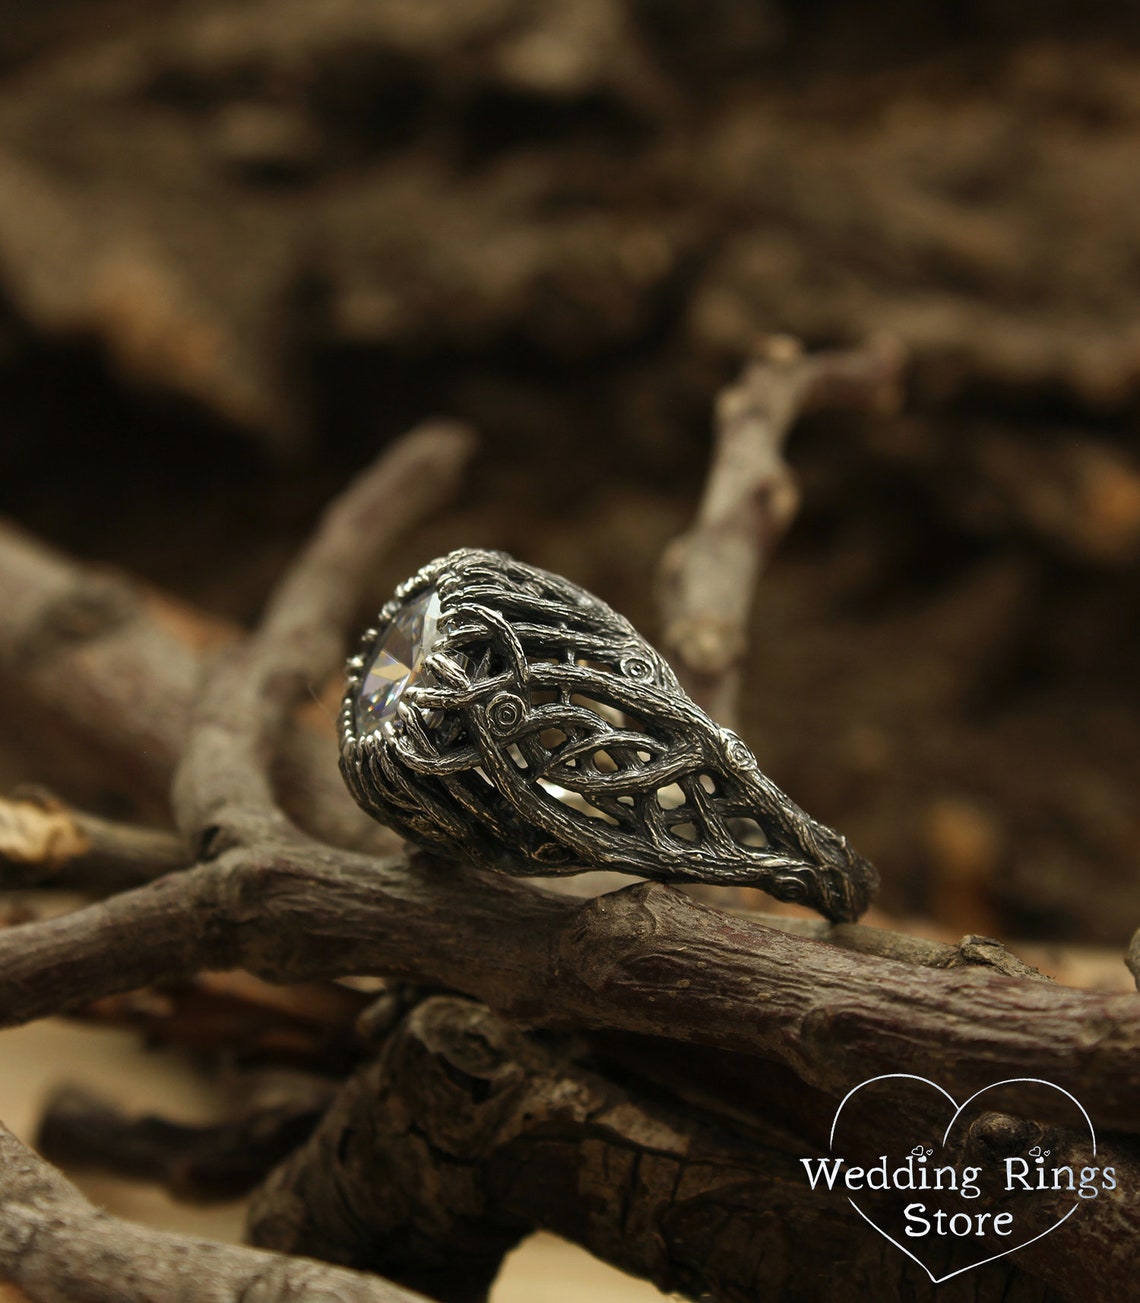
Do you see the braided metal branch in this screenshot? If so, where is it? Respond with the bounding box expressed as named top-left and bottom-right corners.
top-left (341, 549), bottom-right (877, 922)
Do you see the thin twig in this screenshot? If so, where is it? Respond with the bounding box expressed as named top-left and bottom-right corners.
top-left (173, 419), bottom-right (476, 852)
top-left (0, 416), bottom-right (474, 853)
top-left (0, 518), bottom-right (379, 850)
top-left (656, 333), bottom-right (905, 723)
top-left (0, 517), bottom-right (350, 825)
top-left (0, 790), bottom-right (188, 892)
top-left (36, 1083), bottom-right (335, 1203)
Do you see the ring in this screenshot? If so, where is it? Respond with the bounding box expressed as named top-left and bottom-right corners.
top-left (340, 548), bottom-right (878, 923)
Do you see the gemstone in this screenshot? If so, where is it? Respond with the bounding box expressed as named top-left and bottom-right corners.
top-left (354, 588), bottom-right (443, 735)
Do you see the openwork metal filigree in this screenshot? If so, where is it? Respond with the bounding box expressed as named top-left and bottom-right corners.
top-left (340, 548), bottom-right (878, 922)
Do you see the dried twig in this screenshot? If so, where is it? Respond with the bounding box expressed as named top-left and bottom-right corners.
top-left (5, 837), bottom-right (1140, 1127)
top-left (72, 971), bottom-right (371, 1070)
top-left (0, 1120), bottom-right (429, 1303)
top-left (172, 418), bottom-right (474, 851)
top-left (0, 790), bottom-right (188, 892)
top-left (656, 334), bottom-right (904, 723)
top-left (0, 518), bottom-right (354, 834)
top-left (36, 1082), bottom-right (335, 1203)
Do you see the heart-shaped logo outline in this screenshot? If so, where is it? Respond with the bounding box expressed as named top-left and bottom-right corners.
top-left (829, 1074), bottom-right (1096, 1284)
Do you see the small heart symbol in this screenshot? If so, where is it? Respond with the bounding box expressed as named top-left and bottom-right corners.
top-left (828, 1074), bottom-right (1097, 1284)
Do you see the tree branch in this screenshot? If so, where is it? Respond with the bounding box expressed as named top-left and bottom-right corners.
top-left (656, 333), bottom-right (905, 722)
top-left (173, 419), bottom-right (477, 851)
top-left (0, 518), bottom-right (365, 839)
top-left (0, 1120), bottom-right (431, 1302)
top-left (0, 417), bottom-right (474, 852)
top-left (0, 790), bottom-right (188, 892)
top-left (72, 971), bottom-right (371, 1072)
top-left (2, 854), bottom-right (1138, 1132)
top-left (36, 1082), bottom-right (335, 1203)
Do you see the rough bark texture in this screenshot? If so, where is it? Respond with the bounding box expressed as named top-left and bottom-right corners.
top-left (249, 995), bottom-right (1081, 1303)
top-left (6, 853), bottom-right (1140, 1136)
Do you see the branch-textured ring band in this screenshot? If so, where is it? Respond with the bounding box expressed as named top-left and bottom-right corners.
top-left (340, 548), bottom-right (878, 923)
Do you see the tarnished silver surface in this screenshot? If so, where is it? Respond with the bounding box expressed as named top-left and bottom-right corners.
top-left (340, 548), bottom-right (878, 922)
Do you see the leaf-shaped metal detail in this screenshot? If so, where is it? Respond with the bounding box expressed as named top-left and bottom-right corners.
top-left (340, 548), bottom-right (878, 923)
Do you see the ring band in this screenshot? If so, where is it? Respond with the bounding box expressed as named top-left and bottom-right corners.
top-left (340, 548), bottom-right (878, 923)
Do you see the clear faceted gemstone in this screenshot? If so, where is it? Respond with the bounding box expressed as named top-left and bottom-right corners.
top-left (355, 588), bottom-right (443, 735)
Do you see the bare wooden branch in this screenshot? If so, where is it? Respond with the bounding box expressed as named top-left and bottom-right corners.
top-left (59, 918), bottom-right (1049, 1067)
top-left (72, 972), bottom-right (370, 1071)
top-left (36, 1082), bottom-right (334, 1202)
top-left (0, 1119), bottom-right (430, 1302)
top-left (0, 522), bottom-right (203, 815)
top-left (0, 519), bottom-right (376, 847)
top-left (0, 790), bottom-right (188, 891)
top-left (173, 419), bottom-right (477, 851)
top-left (0, 416), bottom-right (474, 852)
top-left (2, 857), bottom-right (1139, 1133)
top-left (656, 333), bottom-right (905, 722)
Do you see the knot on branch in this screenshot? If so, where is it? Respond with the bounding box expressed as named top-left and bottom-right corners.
top-left (945, 935), bottom-right (1048, 981)
top-left (557, 881), bottom-right (698, 994)
top-left (961, 1111), bottom-right (1042, 1163)
top-left (397, 999), bottom-right (556, 1152)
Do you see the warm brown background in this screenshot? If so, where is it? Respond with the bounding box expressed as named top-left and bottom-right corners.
top-left (1, 0), bottom-right (1138, 1293)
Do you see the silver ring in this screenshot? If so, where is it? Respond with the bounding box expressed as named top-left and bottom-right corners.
top-left (340, 548), bottom-right (878, 922)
